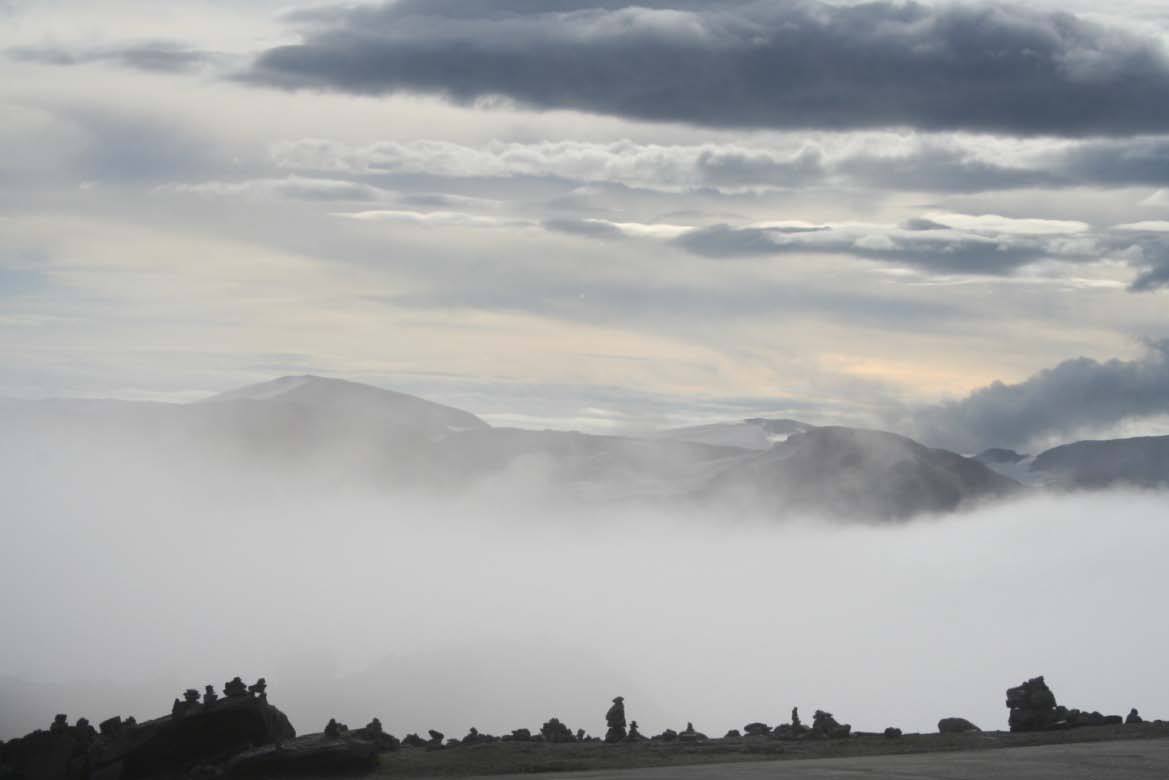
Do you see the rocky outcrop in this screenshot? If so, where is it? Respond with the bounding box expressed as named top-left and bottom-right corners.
top-left (810, 710), bottom-right (851, 739)
top-left (1, 681), bottom-right (294, 780)
top-left (1006, 675), bottom-right (1124, 732)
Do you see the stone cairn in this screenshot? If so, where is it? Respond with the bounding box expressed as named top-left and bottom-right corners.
top-left (540, 718), bottom-right (576, 743)
top-left (169, 676), bottom-right (267, 719)
top-left (604, 696), bottom-right (627, 743)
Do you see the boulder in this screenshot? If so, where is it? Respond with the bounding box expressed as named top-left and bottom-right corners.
top-left (742, 722), bottom-right (770, 737)
top-left (226, 732), bottom-right (378, 777)
top-left (937, 717), bottom-right (980, 734)
top-left (884, 727), bottom-right (902, 738)
top-left (1126, 709), bottom-right (1144, 725)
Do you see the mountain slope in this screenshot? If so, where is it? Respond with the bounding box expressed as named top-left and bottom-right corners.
top-left (702, 426), bottom-right (1021, 520)
top-left (1030, 434), bottom-right (1169, 488)
top-left (200, 375), bottom-right (487, 436)
top-left (657, 417), bottom-right (814, 450)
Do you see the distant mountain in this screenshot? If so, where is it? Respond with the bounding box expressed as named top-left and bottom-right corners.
top-left (2, 378), bottom-right (1030, 520)
top-left (702, 426), bottom-right (1021, 520)
top-left (200, 375), bottom-right (487, 436)
top-left (657, 417), bottom-right (814, 450)
top-left (1029, 434), bottom-right (1169, 489)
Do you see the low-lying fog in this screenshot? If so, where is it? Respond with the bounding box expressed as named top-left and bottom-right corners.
top-left (3, 435), bottom-right (1168, 741)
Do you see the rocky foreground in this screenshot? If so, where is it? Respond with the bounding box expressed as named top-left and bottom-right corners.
top-left (0, 675), bottom-right (1160, 780)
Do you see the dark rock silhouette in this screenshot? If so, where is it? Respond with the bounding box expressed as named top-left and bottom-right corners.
top-left (811, 710), bottom-right (851, 739)
top-left (247, 679), bottom-right (267, 699)
top-left (651, 728), bottom-right (678, 742)
top-left (352, 718), bottom-right (399, 752)
top-left (503, 728), bottom-right (532, 742)
top-left (604, 696), bottom-right (627, 743)
top-left (539, 718), bottom-right (576, 744)
top-left (426, 729), bottom-right (444, 747)
top-left (223, 677), bottom-right (248, 699)
top-left (623, 721), bottom-right (646, 742)
top-left (202, 686), bottom-right (218, 707)
top-left (1127, 708), bottom-right (1144, 725)
top-left (401, 733), bottom-right (426, 748)
top-left (459, 726), bottom-right (497, 746)
top-left (938, 717), bottom-right (980, 734)
top-left (2, 684), bottom-right (295, 780)
top-left (884, 727), bottom-right (903, 738)
top-left (723, 729), bottom-right (741, 739)
top-left (791, 707), bottom-right (802, 730)
top-left (1005, 675), bottom-right (1127, 731)
top-left (742, 722), bottom-right (770, 737)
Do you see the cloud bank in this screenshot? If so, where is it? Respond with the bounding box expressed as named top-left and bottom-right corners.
top-left (911, 340), bottom-right (1169, 452)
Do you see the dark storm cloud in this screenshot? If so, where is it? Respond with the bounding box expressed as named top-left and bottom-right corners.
top-left (10, 42), bottom-right (217, 73)
top-left (248, 1), bottom-right (1169, 136)
top-left (911, 340), bottom-right (1169, 452)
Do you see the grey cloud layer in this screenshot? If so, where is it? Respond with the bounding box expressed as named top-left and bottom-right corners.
top-left (911, 340), bottom-right (1169, 453)
top-left (248, 1), bottom-right (1169, 135)
top-left (272, 135), bottom-right (1169, 195)
top-left (10, 42), bottom-right (222, 73)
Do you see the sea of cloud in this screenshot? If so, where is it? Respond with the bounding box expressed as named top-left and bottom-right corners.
top-left (2, 432), bottom-right (1168, 741)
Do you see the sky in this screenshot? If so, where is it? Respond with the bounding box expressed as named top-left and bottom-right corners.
top-left (3, 0), bottom-right (1169, 448)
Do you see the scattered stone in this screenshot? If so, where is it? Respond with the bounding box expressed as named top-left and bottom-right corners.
top-left (937, 717), bottom-right (980, 734)
top-left (1127, 709), bottom-right (1144, 725)
top-left (884, 727), bottom-right (903, 738)
top-left (651, 729), bottom-right (677, 742)
top-left (605, 696), bottom-right (627, 744)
